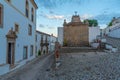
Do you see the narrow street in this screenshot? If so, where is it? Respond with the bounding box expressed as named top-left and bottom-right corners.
top-left (0, 50), bottom-right (120, 80)
top-left (0, 53), bottom-right (55, 80)
top-left (0, 0), bottom-right (120, 80)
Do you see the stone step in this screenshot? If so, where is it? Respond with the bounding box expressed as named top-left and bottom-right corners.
top-left (60, 47), bottom-right (102, 53)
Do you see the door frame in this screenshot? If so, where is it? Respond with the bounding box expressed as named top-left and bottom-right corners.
top-left (6, 41), bottom-right (15, 66)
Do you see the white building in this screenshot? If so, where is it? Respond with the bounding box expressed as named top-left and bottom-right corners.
top-left (109, 24), bottom-right (120, 38)
top-left (89, 27), bottom-right (100, 43)
top-left (36, 31), bottom-right (57, 56)
top-left (104, 17), bottom-right (120, 38)
top-left (58, 27), bottom-right (63, 46)
top-left (0, 0), bottom-right (37, 75)
top-left (50, 34), bottom-right (57, 52)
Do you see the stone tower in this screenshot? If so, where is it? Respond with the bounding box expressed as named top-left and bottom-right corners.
top-left (63, 13), bottom-right (89, 47)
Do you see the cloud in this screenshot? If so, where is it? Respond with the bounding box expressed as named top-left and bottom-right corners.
top-left (35, 0), bottom-right (82, 9)
top-left (35, 0), bottom-right (57, 9)
top-left (99, 24), bottom-right (107, 29)
top-left (79, 12), bottom-right (120, 27)
top-left (39, 13), bottom-right (64, 20)
top-left (45, 15), bottom-right (64, 20)
top-left (49, 10), bottom-right (54, 14)
top-left (39, 24), bottom-right (45, 28)
top-left (81, 14), bottom-right (93, 21)
top-left (94, 12), bottom-right (120, 24)
top-left (48, 27), bottom-right (55, 29)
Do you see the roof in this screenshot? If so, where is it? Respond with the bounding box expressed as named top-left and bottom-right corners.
top-left (30, 0), bottom-right (38, 9)
top-left (64, 22), bottom-right (88, 26)
top-left (36, 30), bottom-right (50, 36)
top-left (36, 30), bottom-right (57, 38)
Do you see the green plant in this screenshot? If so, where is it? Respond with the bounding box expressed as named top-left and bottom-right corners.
top-left (63, 39), bottom-right (68, 46)
top-left (38, 50), bottom-right (41, 56)
top-left (108, 21), bottom-right (112, 27)
top-left (84, 19), bottom-right (98, 27)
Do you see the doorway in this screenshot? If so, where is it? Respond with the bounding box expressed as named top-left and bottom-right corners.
top-left (7, 42), bottom-right (15, 66)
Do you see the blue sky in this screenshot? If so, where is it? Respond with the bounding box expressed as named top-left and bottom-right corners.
top-left (35, 0), bottom-right (120, 36)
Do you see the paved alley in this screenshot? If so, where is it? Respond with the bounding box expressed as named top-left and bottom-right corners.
top-left (50, 51), bottom-right (120, 80)
top-left (1, 51), bottom-right (120, 80)
top-left (0, 53), bottom-right (55, 80)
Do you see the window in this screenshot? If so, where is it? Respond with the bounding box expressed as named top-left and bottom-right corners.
top-left (30, 45), bottom-right (34, 56)
top-left (35, 46), bottom-right (37, 54)
top-left (41, 35), bottom-right (43, 43)
top-left (26, 0), bottom-right (29, 18)
top-left (0, 4), bottom-right (3, 27)
top-left (15, 24), bottom-right (19, 33)
top-left (23, 46), bottom-right (28, 59)
top-left (36, 35), bottom-right (37, 42)
top-left (31, 8), bottom-right (34, 22)
top-left (7, 0), bottom-right (11, 2)
top-left (28, 24), bottom-right (32, 35)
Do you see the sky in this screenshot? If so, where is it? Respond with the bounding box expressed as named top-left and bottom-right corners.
top-left (35, 0), bottom-right (120, 36)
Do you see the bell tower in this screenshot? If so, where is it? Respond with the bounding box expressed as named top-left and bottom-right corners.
top-left (71, 11), bottom-right (81, 22)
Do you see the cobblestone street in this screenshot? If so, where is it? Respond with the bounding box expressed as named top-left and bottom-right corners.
top-left (0, 51), bottom-right (120, 80)
top-left (0, 53), bottom-right (55, 80)
top-left (50, 51), bottom-right (120, 80)
top-left (0, 0), bottom-right (120, 80)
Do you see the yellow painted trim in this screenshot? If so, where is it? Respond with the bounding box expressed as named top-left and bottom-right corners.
top-left (4, 0), bottom-right (36, 25)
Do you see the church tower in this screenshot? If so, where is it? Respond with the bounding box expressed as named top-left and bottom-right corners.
top-left (71, 12), bottom-right (81, 22)
top-left (63, 13), bottom-right (89, 47)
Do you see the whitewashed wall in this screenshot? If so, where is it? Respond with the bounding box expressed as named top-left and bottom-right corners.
top-left (36, 31), bottom-right (46, 55)
top-left (58, 27), bottom-right (63, 46)
top-left (36, 31), bottom-right (57, 55)
top-left (89, 27), bottom-right (100, 43)
top-left (0, 0), bottom-right (36, 75)
top-left (108, 23), bottom-right (120, 38)
top-left (36, 32), bottom-right (41, 55)
top-left (50, 36), bottom-right (57, 52)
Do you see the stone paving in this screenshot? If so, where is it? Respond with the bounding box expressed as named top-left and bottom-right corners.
top-left (0, 51), bottom-right (120, 80)
top-left (0, 53), bottom-right (55, 80)
top-left (48, 51), bottom-right (120, 80)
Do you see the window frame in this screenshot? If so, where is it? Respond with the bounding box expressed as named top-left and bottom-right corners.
top-left (35, 34), bottom-right (37, 42)
top-left (35, 46), bottom-right (37, 54)
top-left (0, 3), bottom-right (3, 28)
top-left (26, 0), bottom-right (29, 18)
top-left (28, 24), bottom-right (32, 36)
top-left (15, 23), bottom-right (19, 33)
top-left (23, 46), bottom-right (28, 60)
top-left (30, 45), bottom-right (34, 56)
top-left (31, 8), bottom-right (34, 22)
